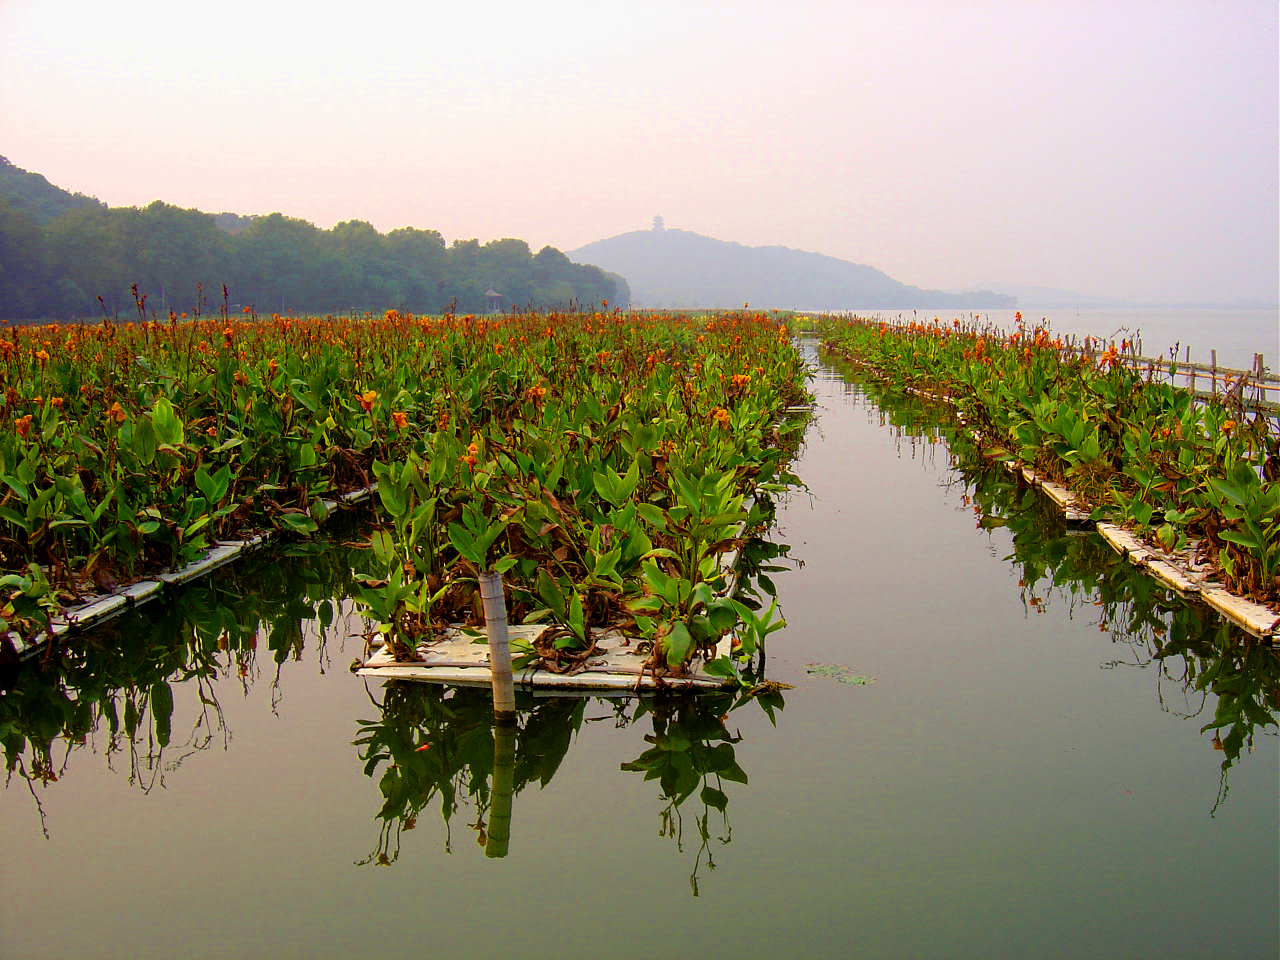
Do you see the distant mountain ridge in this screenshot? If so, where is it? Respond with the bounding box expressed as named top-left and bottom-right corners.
top-left (568, 226), bottom-right (1016, 310)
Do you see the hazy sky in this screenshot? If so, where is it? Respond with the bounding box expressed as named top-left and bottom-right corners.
top-left (2, 0), bottom-right (1276, 303)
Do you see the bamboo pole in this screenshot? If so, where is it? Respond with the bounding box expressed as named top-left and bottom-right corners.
top-left (478, 571), bottom-right (516, 720)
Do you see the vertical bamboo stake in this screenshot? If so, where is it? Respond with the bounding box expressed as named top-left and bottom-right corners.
top-left (1211, 349), bottom-right (1217, 398)
top-left (485, 718), bottom-right (516, 859)
top-left (478, 571), bottom-right (516, 720)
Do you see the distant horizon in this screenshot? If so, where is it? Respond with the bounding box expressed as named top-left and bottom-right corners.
top-left (7, 147), bottom-right (1278, 310)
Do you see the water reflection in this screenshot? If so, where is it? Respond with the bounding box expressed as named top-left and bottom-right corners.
top-left (819, 346), bottom-right (1279, 800)
top-left (352, 680), bottom-right (780, 893)
top-left (0, 515), bottom-right (786, 893)
top-left (0, 532), bottom-right (365, 831)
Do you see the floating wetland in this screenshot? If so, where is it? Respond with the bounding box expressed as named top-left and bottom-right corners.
top-left (813, 312), bottom-right (1279, 638)
top-left (1, 317), bottom-right (1276, 957)
top-left (1, 309), bottom-right (809, 693)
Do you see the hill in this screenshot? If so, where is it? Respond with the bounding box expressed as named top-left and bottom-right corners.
top-left (0, 156), bottom-right (105, 224)
top-left (0, 161), bottom-right (623, 319)
top-left (568, 224), bottom-right (1015, 310)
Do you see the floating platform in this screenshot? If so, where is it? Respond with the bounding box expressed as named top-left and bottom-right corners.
top-left (357, 624), bottom-right (735, 691)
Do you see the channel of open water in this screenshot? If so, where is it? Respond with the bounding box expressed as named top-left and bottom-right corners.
top-left (1, 344), bottom-right (1276, 959)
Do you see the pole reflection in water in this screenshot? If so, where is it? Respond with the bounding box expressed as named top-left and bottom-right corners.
top-left (485, 717), bottom-right (516, 859)
top-left (352, 680), bottom-right (781, 891)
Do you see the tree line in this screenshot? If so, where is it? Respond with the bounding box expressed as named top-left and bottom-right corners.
top-left (0, 159), bottom-right (626, 319)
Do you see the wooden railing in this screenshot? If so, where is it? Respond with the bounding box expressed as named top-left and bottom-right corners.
top-left (1068, 342), bottom-right (1278, 416)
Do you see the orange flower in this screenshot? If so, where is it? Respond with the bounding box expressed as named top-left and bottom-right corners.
top-left (34, 349), bottom-right (49, 364)
top-left (268, 358), bottom-right (278, 376)
top-left (711, 407), bottom-right (730, 428)
top-left (358, 390), bottom-right (377, 412)
top-left (108, 402), bottom-right (127, 424)
top-left (392, 411), bottom-right (409, 431)
top-left (207, 425), bottom-right (217, 436)
top-left (14, 414), bottom-right (32, 437)
top-left (50, 397), bottom-right (63, 408)
top-left (234, 370), bottom-right (249, 386)
top-left (1221, 420), bottom-right (1236, 434)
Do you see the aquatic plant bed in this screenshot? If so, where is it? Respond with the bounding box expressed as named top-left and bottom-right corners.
top-left (357, 625), bottom-right (733, 690)
top-left (4, 484), bottom-right (376, 660)
top-left (813, 316), bottom-right (1279, 636)
top-left (1, 308), bottom-right (809, 678)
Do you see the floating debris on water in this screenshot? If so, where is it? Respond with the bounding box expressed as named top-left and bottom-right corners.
top-left (804, 663), bottom-right (876, 685)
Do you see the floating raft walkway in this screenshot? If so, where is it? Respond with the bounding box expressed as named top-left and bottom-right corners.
top-left (357, 626), bottom-right (734, 692)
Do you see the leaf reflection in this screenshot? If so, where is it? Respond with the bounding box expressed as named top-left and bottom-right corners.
top-left (0, 531), bottom-right (365, 830)
top-left (821, 347), bottom-right (1279, 807)
top-left (352, 681), bottom-right (780, 893)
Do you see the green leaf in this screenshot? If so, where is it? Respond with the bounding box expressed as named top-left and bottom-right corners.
top-left (152, 397), bottom-right (184, 446)
top-left (665, 621), bottom-right (694, 667)
top-left (636, 502), bottom-right (667, 530)
top-left (277, 513), bottom-right (318, 536)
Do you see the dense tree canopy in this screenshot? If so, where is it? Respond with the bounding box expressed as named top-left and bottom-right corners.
top-left (0, 158), bottom-right (626, 319)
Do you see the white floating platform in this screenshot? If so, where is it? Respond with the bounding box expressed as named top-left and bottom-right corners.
top-left (1096, 521), bottom-right (1279, 638)
top-left (357, 624), bottom-right (735, 692)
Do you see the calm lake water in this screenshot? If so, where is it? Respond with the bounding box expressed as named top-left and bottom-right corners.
top-left (2, 345), bottom-right (1276, 959)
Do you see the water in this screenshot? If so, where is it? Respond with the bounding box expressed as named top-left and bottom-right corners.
top-left (2, 349), bottom-right (1276, 959)
top-left (847, 307), bottom-right (1278, 370)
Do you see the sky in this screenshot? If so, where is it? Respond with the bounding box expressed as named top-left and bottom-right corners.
top-left (1, 0), bottom-right (1276, 304)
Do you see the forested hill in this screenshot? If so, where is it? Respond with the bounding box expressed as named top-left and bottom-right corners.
top-left (0, 156), bottom-right (105, 224)
top-left (569, 226), bottom-right (1015, 310)
top-left (0, 156), bottom-right (626, 319)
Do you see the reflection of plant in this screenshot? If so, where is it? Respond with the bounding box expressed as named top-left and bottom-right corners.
top-left (0, 530), bottom-right (363, 828)
top-left (352, 682), bottom-right (781, 892)
top-left (352, 683), bottom-right (587, 864)
top-left (825, 355), bottom-right (1278, 807)
top-left (621, 691), bottom-right (780, 895)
